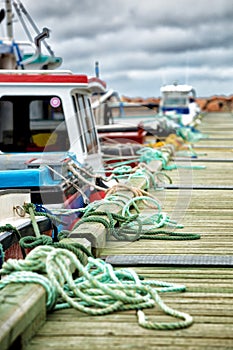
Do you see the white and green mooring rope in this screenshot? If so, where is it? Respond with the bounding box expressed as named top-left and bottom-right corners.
top-left (0, 245), bottom-right (193, 330)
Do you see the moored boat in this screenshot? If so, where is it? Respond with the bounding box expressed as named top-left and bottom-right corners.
top-left (0, 0), bottom-right (110, 249)
top-left (159, 82), bottom-right (201, 126)
top-left (0, 70), bottom-right (107, 224)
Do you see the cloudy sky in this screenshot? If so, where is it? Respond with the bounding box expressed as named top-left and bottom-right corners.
top-left (2, 0), bottom-right (233, 98)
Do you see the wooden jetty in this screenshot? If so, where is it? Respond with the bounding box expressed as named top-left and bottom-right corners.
top-left (1, 112), bottom-right (233, 349)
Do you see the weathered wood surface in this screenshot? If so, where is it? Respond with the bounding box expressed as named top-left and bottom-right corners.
top-left (21, 112), bottom-right (233, 350)
top-left (162, 163), bottom-right (233, 185)
top-left (103, 189), bottom-right (233, 257)
top-left (25, 271), bottom-right (233, 350)
top-left (0, 284), bottom-right (46, 350)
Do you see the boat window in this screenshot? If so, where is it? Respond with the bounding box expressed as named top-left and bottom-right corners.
top-left (73, 93), bottom-right (98, 154)
top-left (163, 97), bottom-right (187, 106)
top-left (72, 95), bottom-right (85, 153)
top-left (0, 95), bottom-right (70, 152)
top-left (84, 95), bottom-right (99, 150)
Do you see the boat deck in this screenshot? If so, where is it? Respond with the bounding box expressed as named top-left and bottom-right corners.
top-left (2, 112), bottom-right (233, 349)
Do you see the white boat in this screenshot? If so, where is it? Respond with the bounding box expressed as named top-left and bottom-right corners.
top-left (159, 83), bottom-right (201, 126)
top-left (0, 70), bottom-right (108, 249)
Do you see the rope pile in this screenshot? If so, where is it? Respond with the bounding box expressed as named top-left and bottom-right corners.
top-left (0, 243), bottom-right (193, 330)
top-left (67, 186), bottom-right (201, 241)
top-left (23, 181), bottom-right (200, 242)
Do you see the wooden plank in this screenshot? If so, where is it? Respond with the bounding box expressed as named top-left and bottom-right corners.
top-left (24, 336), bottom-right (233, 350)
top-left (27, 322), bottom-right (233, 338)
top-left (59, 237), bottom-right (91, 265)
top-left (0, 284), bottom-right (46, 350)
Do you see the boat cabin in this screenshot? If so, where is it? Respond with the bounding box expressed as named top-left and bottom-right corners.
top-left (0, 70), bottom-right (106, 171)
top-left (159, 83), bottom-right (200, 125)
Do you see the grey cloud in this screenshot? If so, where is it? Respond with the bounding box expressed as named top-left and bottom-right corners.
top-left (13, 0), bottom-right (233, 97)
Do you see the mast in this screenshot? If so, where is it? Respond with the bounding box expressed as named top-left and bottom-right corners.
top-left (5, 0), bottom-right (13, 38)
top-left (0, 0), bottom-right (16, 68)
top-left (0, 0), bottom-right (62, 69)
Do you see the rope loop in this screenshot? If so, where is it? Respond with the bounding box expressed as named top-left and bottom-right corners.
top-left (0, 223), bottom-right (21, 236)
top-left (122, 195), bottom-right (161, 218)
top-left (20, 235), bottom-right (53, 249)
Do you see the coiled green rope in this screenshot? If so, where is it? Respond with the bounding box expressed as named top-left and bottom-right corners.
top-left (72, 210), bottom-right (140, 242)
top-left (68, 201), bottom-right (200, 241)
top-left (119, 196), bottom-right (200, 240)
top-left (0, 245), bottom-right (193, 330)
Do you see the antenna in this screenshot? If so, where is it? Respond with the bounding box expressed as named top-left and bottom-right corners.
top-left (95, 61), bottom-right (99, 77)
top-left (185, 51), bottom-right (190, 85)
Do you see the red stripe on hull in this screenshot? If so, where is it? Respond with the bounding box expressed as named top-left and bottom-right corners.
top-left (0, 74), bottom-right (88, 84)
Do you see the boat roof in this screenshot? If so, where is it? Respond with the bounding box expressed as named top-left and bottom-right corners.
top-left (160, 84), bottom-right (195, 93)
top-left (0, 70), bottom-right (106, 91)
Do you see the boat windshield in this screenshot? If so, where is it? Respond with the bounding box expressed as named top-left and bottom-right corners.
top-left (0, 95), bottom-right (70, 152)
top-left (163, 97), bottom-right (187, 106)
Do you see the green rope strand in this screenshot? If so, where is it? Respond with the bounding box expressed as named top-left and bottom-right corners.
top-left (140, 230), bottom-right (201, 240)
top-left (23, 203), bottom-right (66, 226)
top-left (28, 205), bottom-right (41, 238)
top-left (0, 224), bottom-right (26, 258)
top-left (72, 210), bottom-right (140, 242)
top-left (19, 235), bottom-right (93, 266)
top-left (20, 235), bottom-right (52, 248)
top-left (112, 165), bottom-right (133, 175)
top-left (122, 196), bottom-right (162, 217)
top-left (0, 223), bottom-right (21, 237)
